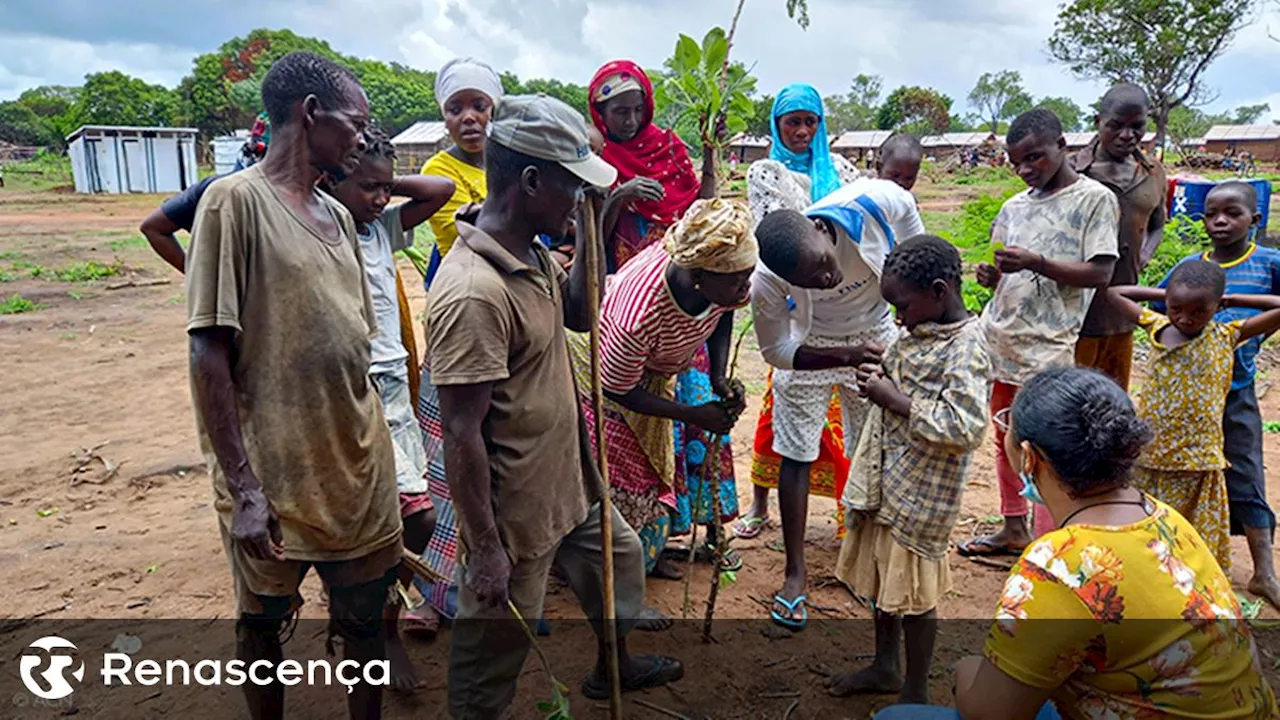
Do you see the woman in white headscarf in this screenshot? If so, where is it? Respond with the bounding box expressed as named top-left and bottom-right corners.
top-left (419, 56), bottom-right (505, 287)
top-left (414, 57), bottom-right (504, 626)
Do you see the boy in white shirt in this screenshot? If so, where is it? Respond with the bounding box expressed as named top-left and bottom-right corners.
top-left (751, 177), bottom-right (925, 630)
top-left (957, 109), bottom-right (1119, 558)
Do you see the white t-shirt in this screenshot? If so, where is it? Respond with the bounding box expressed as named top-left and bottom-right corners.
top-left (357, 203), bottom-right (413, 377)
top-left (980, 176), bottom-right (1120, 385)
top-left (752, 177), bottom-right (925, 370)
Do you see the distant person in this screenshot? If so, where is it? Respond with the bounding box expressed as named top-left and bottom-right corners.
top-left (875, 133), bottom-right (923, 191)
top-left (186, 51), bottom-right (400, 719)
top-left (948, 367), bottom-right (1277, 720)
top-left (957, 110), bottom-right (1118, 558)
top-left (1108, 263), bottom-right (1280, 573)
top-left (1153, 181), bottom-right (1280, 610)
top-left (828, 236), bottom-right (990, 704)
top-left (737, 83), bottom-right (862, 545)
top-left (234, 111), bottom-right (271, 172)
top-left (419, 57), bottom-right (503, 289)
top-left (320, 128), bottom-right (455, 691)
top-left (1072, 84), bottom-right (1166, 391)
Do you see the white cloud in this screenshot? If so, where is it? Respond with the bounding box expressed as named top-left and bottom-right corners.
top-left (1, 0), bottom-right (1277, 125)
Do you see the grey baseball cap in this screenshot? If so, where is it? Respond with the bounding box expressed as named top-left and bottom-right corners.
top-left (487, 94), bottom-right (618, 188)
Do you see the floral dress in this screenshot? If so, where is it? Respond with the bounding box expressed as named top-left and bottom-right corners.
top-left (1131, 309), bottom-right (1243, 573)
top-left (986, 497), bottom-right (1277, 719)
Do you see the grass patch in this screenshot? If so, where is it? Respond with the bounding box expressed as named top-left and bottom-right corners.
top-left (0, 294), bottom-right (40, 314)
top-left (1264, 421), bottom-right (1280, 434)
top-left (58, 332), bottom-right (77, 341)
top-left (52, 260), bottom-right (122, 283)
top-left (0, 251), bottom-right (24, 261)
top-left (108, 234), bottom-right (149, 252)
top-left (68, 290), bottom-right (85, 300)
top-left (0, 270), bottom-right (15, 283)
top-left (4, 151), bottom-right (72, 192)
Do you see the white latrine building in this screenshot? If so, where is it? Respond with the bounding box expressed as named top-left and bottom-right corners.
top-left (67, 125), bottom-right (199, 194)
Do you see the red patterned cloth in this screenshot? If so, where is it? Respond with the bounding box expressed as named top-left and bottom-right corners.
top-left (588, 60), bottom-right (700, 226)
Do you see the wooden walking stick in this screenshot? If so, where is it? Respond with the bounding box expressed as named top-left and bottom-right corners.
top-left (582, 195), bottom-right (625, 719)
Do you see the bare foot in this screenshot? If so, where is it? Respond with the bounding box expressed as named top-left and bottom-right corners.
top-left (825, 664), bottom-right (903, 697)
top-left (1248, 574), bottom-right (1280, 611)
top-left (635, 604), bottom-right (673, 632)
top-left (386, 634), bottom-right (424, 693)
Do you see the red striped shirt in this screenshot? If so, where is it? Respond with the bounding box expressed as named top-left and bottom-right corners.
top-left (600, 243), bottom-right (730, 394)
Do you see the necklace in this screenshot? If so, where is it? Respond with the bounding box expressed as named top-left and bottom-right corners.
top-left (1057, 492), bottom-right (1150, 528)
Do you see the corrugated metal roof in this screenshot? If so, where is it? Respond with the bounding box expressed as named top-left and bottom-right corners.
top-left (66, 125), bottom-right (198, 141)
top-left (830, 130), bottom-right (894, 149)
top-left (920, 132), bottom-right (996, 148)
top-left (1205, 125), bottom-right (1280, 141)
top-left (391, 121), bottom-right (449, 146)
top-left (728, 134), bottom-right (771, 148)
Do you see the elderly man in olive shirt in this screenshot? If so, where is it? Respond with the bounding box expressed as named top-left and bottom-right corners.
top-left (1072, 83), bottom-right (1167, 390)
top-left (428, 94), bottom-right (684, 720)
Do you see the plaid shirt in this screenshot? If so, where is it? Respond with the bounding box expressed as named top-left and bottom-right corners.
top-left (844, 316), bottom-right (992, 560)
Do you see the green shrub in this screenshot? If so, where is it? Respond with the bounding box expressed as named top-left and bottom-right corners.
top-left (53, 260), bottom-right (121, 283)
top-left (0, 294), bottom-right (40, 314)
top-left (1140, 215), bottom-right (1209, 287)
top-left (941, 187), bottom-right (1020, 265)
top-left (962, 279), bottom-right (992, 313)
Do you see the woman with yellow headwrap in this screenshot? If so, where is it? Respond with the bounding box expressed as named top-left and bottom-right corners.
top-left (569, 198), bottom-right (756, 630)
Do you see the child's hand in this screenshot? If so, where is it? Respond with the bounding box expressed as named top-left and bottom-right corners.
top-left (855, 362), bottom-right (884, 393)
top-left (994, 247), bottom-right (1042, 274)
top-left (862, 374), bottom-right (898, 408)
top-left (1221, 294), bottom-right (1240, 309)
top-left (976, 263), bottom-right (1001, 289)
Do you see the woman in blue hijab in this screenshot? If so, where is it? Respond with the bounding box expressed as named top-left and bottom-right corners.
top-left (736, 83), bottom-right (863, 605)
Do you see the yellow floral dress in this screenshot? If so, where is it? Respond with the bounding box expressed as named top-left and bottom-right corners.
top-left (985, 497), bottom-right (1277, 719)
top-left (1130, 309), bottom-right (1243, 572)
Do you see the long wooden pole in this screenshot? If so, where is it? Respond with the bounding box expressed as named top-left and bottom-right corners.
top-left (583, 196), bottom-right (624, 719)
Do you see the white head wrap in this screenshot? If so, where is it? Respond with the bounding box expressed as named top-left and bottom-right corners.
top-left (435, 57), bottom-right (504, 111)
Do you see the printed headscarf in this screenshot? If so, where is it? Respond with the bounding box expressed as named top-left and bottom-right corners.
top-left (663, 198), bottom-right (757, 274)
top-left (435, 57), bottom-right (504, 111)
top-left (589, 60), bottom-right (700, 225)
top-left (769, 84), bottom-right (840, 203)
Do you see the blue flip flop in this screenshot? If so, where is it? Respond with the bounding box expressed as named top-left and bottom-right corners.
top-left (770, 593), bottom-right (808, 631)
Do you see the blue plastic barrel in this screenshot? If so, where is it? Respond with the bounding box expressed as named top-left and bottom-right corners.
top-left (1171, 179), bottom-right (1272, 241)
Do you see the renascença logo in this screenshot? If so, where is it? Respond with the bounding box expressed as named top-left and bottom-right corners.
top-left (19, 636), bottom-right (84, 700)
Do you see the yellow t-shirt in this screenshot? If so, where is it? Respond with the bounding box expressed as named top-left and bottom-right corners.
top-left (985, 498), bottom-right (1277, 719)
top-left (421, 150), bottom-right (486, 258)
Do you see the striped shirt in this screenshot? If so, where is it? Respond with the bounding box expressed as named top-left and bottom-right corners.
top-left (600, 243), bottom-right (733, 394)
top-left (1158, 243), bottom-right (1280, 389)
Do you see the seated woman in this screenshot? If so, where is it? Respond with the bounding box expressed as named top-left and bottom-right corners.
top-left (569, 199), bottom-right (755, 631)
top-left (886, 367), bottom-right (1279, 720)
top-left (588, 60), bottom-right (740, 574)
top-left (737, 83), bottom-right (863, 542)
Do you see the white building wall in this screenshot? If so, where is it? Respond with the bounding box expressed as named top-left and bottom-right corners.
top-left (68, 128), bottom-right (199, 194)
top-left (68, 136), bottom-right (88, 193)
top-left (151, 136), bottom-right (181, 191)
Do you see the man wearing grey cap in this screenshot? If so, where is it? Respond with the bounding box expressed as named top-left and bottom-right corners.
top-left (427, 94), bottom-right (685, 717)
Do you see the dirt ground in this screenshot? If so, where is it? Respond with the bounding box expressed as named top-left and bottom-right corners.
top-left (3, 186), bottom-right (1280, 718)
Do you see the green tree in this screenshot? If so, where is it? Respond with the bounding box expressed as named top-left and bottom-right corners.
top-left (503, 75), bottom-right (589, 115)
top-left (1034, 96), bottom-right (1086, 132)
top-left (78, 71), bottom-right (182, 127)
top-left (1226, 103), bottom-right (1270, 124)
top-left (825, 74), bottom-right (882, 133)
top-left (651, 28), bottom-right (758, 152)
top-left (1047, 0), bottom-right (1260, 148)
top-left (16, 85), bottom-right (83, 142)
top-left (1165, 105), bottom-right (1214, 151)
top-left (786, 0), bottom-right (809, 28)
top-left (877, 85), bottom-right (952, 136)
top-left (968, 70), bottom-right (1032, 134)
top-left (0, 102), bottom-right (61, 146)
top-left (746, 94), bottom-right (774, 138)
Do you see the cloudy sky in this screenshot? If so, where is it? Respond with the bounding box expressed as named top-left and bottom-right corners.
top-left (4, 0), bottom-right (1280, 122)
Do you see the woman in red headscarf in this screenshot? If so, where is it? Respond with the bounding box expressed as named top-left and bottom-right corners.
top-left (589, 61), bottom-right (740, 613)
top-left (590, 60), bottom-right (716, 270)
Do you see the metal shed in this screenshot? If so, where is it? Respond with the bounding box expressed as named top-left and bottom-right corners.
top-left (211, 130), bottom-right (250, 176)
top-left (66, 125), bottom-right (198, 194)
top-left (1204, 125), bottom-right (1280, 162)
top-left (390, 121), bottom-right (450, 174)
top-left (726, 134), bottom-right (771, 164)
top-left (830, 130), bottom-right (894, 165)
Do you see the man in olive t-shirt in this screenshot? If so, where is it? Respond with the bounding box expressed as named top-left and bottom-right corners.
top-left (186, 52), bottom-right (399, 720)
